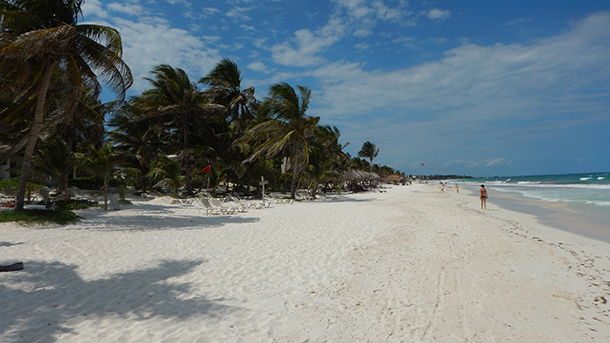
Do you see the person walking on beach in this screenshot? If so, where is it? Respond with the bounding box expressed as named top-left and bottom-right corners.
top-left (480, 184), bottom-right (488, 210)
top-left (455, 183), bottom-right (459, 193)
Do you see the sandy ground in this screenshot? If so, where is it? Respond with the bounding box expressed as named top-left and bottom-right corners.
top-left (1, 184), bottom-right (609, 342)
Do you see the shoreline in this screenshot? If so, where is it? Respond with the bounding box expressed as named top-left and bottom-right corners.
top-left (460, 183), bottom-right (610, 243)
top-left (1, 185), bottom-right (609, 341)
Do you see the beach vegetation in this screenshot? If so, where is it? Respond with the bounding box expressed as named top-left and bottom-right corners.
top-left (0, 207), bottom-right (78, 224)
top-left (358, 141), bottom-right (380, 172)
top-left (0, 0), bottom-right (132, 210)
top-left (1, 0), bottom-right (406, 210)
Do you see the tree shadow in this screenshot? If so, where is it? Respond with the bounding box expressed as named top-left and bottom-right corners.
top-left (70, 213), bottom-right (260, 232)
top-left (311, 197), bottom-right (374, 203)
top-left (0, 241), bottom-right (24, 248)
top-left (0, 259), bottom-right (238, 342)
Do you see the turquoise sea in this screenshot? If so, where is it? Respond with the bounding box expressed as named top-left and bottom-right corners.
top-left (464, 172), bottom-right (610, 207)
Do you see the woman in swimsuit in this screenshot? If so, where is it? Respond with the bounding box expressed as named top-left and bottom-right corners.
top-left (480, 184), bottom-right (488, 210)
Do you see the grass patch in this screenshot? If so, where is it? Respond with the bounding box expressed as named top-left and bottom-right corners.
top-left (0, 208), bottom-right (79, 225)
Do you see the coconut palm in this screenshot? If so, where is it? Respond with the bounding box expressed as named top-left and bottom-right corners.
top-left (135, 64), bottom-right (224, 151)
top-left (304, 125), bottom-right (347, 198)
top-left (0, 0), bottom-right (133, 210)
top-left (240, 83), bottom-right (319, 199)
top-left (134, 64), bottom-right (226, 192)
top-left (34, 137), bottom-right (75, 200)
top-left (200, 58), bottom-right (258, 127)
top-left (77, 144), bottom-right (121, 210)
top-left (358, 141), bottom-right (380, 172)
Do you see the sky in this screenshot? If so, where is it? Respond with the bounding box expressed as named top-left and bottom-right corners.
top-left (82, 0), bottom-right (610, 177)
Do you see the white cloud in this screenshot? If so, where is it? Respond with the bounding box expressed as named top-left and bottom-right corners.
top-left (165, 0), bottom-right (191, 5)
top-left (355, 42), bottom-right (370, 50)
top-left (308, 13), bottom-right (610, 172)
top-left (202, 7), bottom-right (221, 16)
top-left (271, 17), bottom-right (346, 66)
top-left (247, 61), bottom-right (269, 73)
top-left (353, 28), bottom-right (372, 37)
top-left (427, 8), bottom-right (451, 21)
top-left (312, 12), bottom-right (610, 121)
top-left (107, 2), bottom-right (143, 16)
top-left (82, 0), bottom-right (108, 18)
top-left (226, 6), bottom-right (253, 20)
top-left (486, 158), bottom-right (511, 167)
top-left (111, 16), bottom-right (221, 91)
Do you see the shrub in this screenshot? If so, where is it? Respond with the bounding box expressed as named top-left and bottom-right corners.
top-left (0, 208), bottom-right (79, 224)
top-left (0, 178), bottom-right (44, 197)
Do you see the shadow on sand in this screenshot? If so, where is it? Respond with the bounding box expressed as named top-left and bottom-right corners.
top-left (0, 259), bottom-right (237, 342)
top-left (0, 242), bottom-right (24, 248)
top-left (53, 203), bottom-right (262, 231)
top-left (79, 214), bottom-right (260, 232)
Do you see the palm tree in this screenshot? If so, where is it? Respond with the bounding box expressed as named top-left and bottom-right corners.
top-left (200, 58), bottom-right (258, 127)
top-left (134, 65), bottom-right (224, 193)
top-left (78, 144), bottom-right (121, 210)
top-left (108, 104), bottom-right (166, 191)
top-left (240, 83), bottom-right (319, 199)
top-left (136, 64), bottom-right (223, 151)
top-left (358, 141), bottom-right (380, 172)
top-left (0, 0), bottom-right (133, 210)
top-left (34, 137), bottom-right (75, 200)
top-left (304, 125), bottom-right (347, 198)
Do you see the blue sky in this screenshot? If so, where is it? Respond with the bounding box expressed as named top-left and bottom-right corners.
top-left (83, 0), bottom-right (610, 176)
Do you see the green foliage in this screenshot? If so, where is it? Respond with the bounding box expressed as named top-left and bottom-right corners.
top-left (0, 208), bottom-right (79, 225)
top-left (0, 178), bottom-right (43, 196)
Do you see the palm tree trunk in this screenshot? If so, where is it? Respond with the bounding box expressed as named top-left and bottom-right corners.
top-left (290, 153), bottom-right (299, 199)
top-left (63, 177), bottom-right (70, 201)
top-left (15, 64), bottom-right (55, 211)
top-left (370, 157), bottom-right (373, 172)
top-left (103, 176), bottom-right (108, 210)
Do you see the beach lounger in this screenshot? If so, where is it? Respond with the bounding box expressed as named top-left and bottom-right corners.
top-left (199, 198), bottom-right (234, 216)
top-left (226, 196), bottom-right (266, 209)
top-left (268, 193), bottom-right (293, 204)
top-left (208, 198), bottom-right (243, 214)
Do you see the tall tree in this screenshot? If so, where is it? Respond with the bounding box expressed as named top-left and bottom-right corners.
top-left (358, 141), bottom-right (379, 172)
top-left (134, 64), bottom-right (224, 192)
top-left (78, 144), bottom-right (121, 210)
top-left (200, 58), bottom-right (257, 128)
top-left (34, 137), bottom-right (75, 200)
top-left (0, 0), bottom-right (132, 210)
top-left (240, 83), bottom-right (318, 199)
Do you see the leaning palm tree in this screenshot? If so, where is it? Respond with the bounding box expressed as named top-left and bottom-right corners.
top-left (0, 0), bottom-right (133, 210)
top-left (358, 141), bottom-right (380, 172)
top-left (200, 58), bottom-right (258, 128)
top-left (239, 83), bottom-right (319, 199)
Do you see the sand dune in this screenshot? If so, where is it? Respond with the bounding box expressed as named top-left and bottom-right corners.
top-left (1, 185), bottom-right (609, 342)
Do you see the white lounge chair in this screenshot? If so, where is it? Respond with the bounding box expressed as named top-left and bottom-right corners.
top-left (226, 196), bottom-right (266, 209)
top-left (268, 193), bottom-right (293, 204)
top-left (199, 198), bottom-right (233, 216)
top-left (208, 197), bottom-right (243, 213)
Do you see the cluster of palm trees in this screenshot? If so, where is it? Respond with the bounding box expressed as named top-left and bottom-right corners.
top-left (1, 0), bottom-right (403, 211)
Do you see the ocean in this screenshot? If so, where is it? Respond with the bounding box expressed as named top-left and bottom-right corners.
top-left (464, 172), bottom-right (610, 208)
top-left (454, 172), bottom-right (610, 242)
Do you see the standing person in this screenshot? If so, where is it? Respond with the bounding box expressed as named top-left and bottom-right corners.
top-left (455, 183), bottom-right (459, 193)
top-left (440, 182), bottom-right (445, 192)
top-left (480, 184), bottom-right (488, 209)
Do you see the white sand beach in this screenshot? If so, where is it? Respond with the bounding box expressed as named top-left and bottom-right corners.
top-left (1, 185), bottom-right (609, 342)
